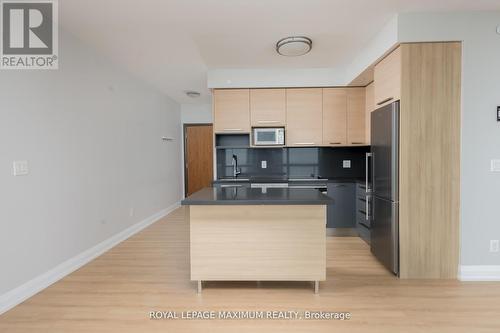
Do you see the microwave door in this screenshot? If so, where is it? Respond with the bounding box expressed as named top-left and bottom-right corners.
top-left (256, 130), bottom-right (276, 145)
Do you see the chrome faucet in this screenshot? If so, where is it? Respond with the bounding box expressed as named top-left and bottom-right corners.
top-left (232, 154), bottom-right (241, 178)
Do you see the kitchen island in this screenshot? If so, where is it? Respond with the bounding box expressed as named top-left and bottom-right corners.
top-left (181, 187), bottom-right (332, 293)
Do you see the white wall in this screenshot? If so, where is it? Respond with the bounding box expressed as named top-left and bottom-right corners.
top-left (0, 30), bottom-right (182, 297)
top-left (397, 11), bottom-right (500, 266)
top-left (207, 67), bottom-right (347, 89)
top-left (206, 16), bottom-right (398, 89)
top-left (345, 15), bottom-right (399, 83)
top-left (181, 103), bottom-right (213, 124)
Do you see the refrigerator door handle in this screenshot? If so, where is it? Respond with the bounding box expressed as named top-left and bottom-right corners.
top-left (366, 195), bottom-right (370, 221)
top-left (371, 152), bottom-right (375, 194)
top-left (365, 152), bottom-right (372, 193)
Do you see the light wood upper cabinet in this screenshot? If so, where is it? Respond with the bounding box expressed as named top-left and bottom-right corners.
top-left (213, 89), bottom-right (250, 133)
top-left (322, 88), bottom-right (347, 146)
top-left (364, 82), bottom-right (374, 145)
top-left (347, 88), bottom-right (366, 145)
top-left (374, 46), bottom-right (401, 107)
top-left (286, 88), bottom-right (323, 146)
top-left (250, 89), bottom-right (286, 126)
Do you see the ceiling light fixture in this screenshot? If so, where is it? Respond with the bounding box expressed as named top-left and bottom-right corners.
top-left (185, 91), bottom-right (201, 98)
top-left (276, 36), bottom-right (312, 57)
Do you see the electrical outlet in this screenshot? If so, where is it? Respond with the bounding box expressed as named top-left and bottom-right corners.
top-left (491, 159), bottom-right (500, 172)
top-left (12, 160), bottom-right (29, 176)
top-left (261, 160), bottom-right (267, 169)
top-left (129, 208), bottom-right (135, 217)
top-left (490, 240), bottom-right (499, 253)
top-left (342, 160), bottom-right (351, 168)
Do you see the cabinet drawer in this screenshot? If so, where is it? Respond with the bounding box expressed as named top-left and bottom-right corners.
top-left (357, 209), bottom-right (370, 228)
top-left (357, 223), bottom-right (370, 244)
top-left (356, 183), bottom-right (368, 196)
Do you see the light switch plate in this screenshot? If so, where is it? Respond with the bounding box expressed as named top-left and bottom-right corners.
top-left (490, 240), bottom-right (499, 253)
top-left (342, 160), bottom-right (351, 168)
top-left (491, 159), bottom-right (500, 172)
top-left (261, 160), bottom-right (267, 169)
top-left (13, 160), bottom-right (29, 176)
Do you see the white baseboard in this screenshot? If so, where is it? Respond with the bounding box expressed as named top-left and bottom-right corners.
top-left (459, 265), bottom-right (500, 281)
top-left (0, 202), bottom-right (180, 315)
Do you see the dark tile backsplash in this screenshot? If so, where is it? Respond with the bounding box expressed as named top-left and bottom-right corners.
top-left (217, 146), bottom-right (370, 179)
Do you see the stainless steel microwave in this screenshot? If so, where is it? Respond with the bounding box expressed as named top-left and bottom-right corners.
top-left (252, 127), bottom-right (285, 146)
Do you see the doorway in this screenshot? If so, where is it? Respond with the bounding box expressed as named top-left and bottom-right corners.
top-left (184, 124), bottom-right (214, 196)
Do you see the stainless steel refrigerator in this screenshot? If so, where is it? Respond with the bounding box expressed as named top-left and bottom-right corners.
top-left (370, 101), bottom-right (399, 275)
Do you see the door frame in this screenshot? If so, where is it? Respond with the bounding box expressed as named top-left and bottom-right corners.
top-left (183, 123), bottom-right (214, 197)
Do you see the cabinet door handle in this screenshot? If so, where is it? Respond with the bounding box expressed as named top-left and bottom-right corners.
top-left (330, 142), bottom-right (342, 145)
top-left (223, 128), bottom-right (243, 132)
top-left (351, 142), bottom-right (365, 145)
top-left (257, 120), bottom-right (280, 123)
top-left (377, 97), bottom-right (394, 105)
top-left (293, 142), bottom-right (315, 145)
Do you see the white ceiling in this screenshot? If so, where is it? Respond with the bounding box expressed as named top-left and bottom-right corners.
top-left (60, 0), bottom-right (500, 104)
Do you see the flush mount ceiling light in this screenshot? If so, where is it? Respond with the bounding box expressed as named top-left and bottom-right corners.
top-left (276, 36), bottom-right (312, 57)
top-left (185, 91), bottom-right (201, 98)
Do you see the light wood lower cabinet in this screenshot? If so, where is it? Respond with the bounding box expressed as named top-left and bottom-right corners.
top-left (347, 88), bottom-right (367, 145)
top-left (322, 88), bottom-right (347, 146)
top-left (250, 88), bottom-right (286, 126)
top-left (213, 89), bottom-right (250, 133)
top-left (286, 88), bottom-right (323, 146)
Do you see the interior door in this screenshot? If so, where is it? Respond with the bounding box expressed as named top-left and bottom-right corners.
top-left (185, 124), bottom-right (214, 196)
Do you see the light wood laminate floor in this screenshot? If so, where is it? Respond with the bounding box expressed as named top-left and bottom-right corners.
top-left (1, 207), bottom-right (499, 332)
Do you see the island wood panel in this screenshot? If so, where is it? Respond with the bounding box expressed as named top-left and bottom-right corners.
top-left (285, 88), bottom-right (323, 146)
top-left (213, 89), bottom-right (250, 133)
top-left (399, 42), bottom-right (461, 279)
top-left (374, 46), bottom-right (401, 107)
top-left (189, 205), bottom-right (326, 281)
top-left (322, 88), bottom-right (347, 145)
top-left (250, 88), bottom-right (286, 126)
top-left (346, 88), bottom-right (366, 145)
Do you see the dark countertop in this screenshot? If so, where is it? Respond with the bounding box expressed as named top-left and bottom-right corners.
top-left (214, 177), bottom-right (365, 184)
top-left (181, 187), bottom-right (333, 205)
